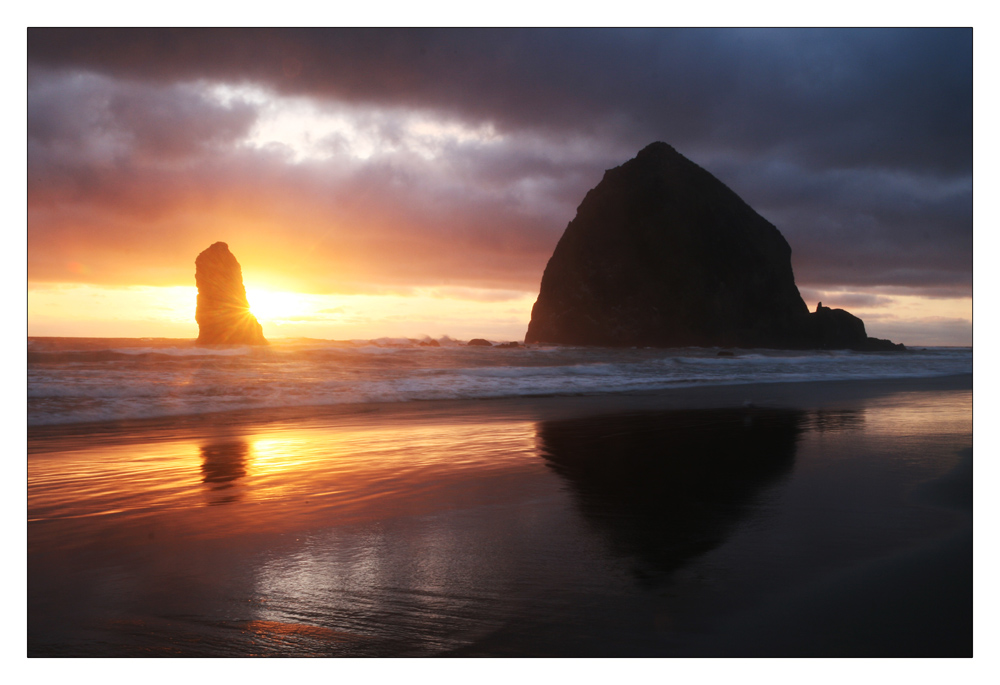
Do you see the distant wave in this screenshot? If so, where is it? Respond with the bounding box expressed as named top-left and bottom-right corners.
top-left (27, 338), bottom-right (972, 426)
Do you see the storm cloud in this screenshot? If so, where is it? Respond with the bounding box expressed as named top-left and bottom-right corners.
top-left (27, 28), bottom-right (972, 300)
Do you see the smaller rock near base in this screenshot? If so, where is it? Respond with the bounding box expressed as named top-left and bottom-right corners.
top-left (805, 303), bottom-right (905, 351)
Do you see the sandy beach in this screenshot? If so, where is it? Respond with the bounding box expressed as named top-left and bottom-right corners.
top-left (28, 374), bottom-right (972, 657)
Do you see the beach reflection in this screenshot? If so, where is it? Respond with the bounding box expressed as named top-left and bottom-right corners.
top-left (29, 415), bottom-right (544, 549)
top-left (862, 390), bottom-right (971, 451)
top-left (807, 409), bottom-right (865, 433)
top-left (200, 440), bottom-right (250, 504)
top-left (537, 407), bottom-right (805, 583)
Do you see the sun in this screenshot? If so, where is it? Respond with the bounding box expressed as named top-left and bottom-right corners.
top-left (245, 287), bottom-right (312, 324)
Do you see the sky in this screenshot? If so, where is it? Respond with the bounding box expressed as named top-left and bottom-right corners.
top-left (26, 27), bottom-right (973, 345)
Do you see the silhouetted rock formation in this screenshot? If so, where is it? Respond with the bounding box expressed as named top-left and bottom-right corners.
top-left (526, 143), bottom-right (903, 351)
top-left (806, 302), bottom-right (902, 351)
top-left (467, 338), bottom-right (493, 347)
top-left (195, 242), bottom-right (266, 345)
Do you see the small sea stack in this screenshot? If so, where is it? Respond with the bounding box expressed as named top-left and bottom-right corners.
top-left (525, 142), bottom-right (903, 351)
top-left (194, 242), bottom-right (267, 345)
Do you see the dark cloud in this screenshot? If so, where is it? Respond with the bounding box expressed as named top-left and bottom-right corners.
top-left (702, 155), bottom-right (972, 292)
top-left (27, 28), bottom-right (972, 301)
top-left (28, 68), bottom-right (257, 162)
top-left (28, 28), bottom-right (971, 172)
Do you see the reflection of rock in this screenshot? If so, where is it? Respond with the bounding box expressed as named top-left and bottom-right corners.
top-left (195, 242), bottom-right (266, 345)
top-left (525, 142), bottom-right (903, 351)
top-left (200, 440), bottom-right (249, 492)
top-left (537, 407), bottom-right (804, 583)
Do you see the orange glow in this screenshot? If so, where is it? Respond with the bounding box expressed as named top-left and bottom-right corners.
top-left (28, 280), bottom-right (971, 345)
top-left (244, 286), bottom-right (316, 326)
top-left (28, 413), bottom-right (543, 547)
top-left (28, 282), bottom-right (539, 341)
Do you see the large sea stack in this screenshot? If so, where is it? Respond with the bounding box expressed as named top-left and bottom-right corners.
top-left (525, 143), bottom-right (902, 351)
top-left (195, 242), bottom-right (267, 345)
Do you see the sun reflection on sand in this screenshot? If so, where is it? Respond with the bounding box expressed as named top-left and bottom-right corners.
top-left (28, 439), bottom-right (204, 526)
top-left (861, 390), bottom-right (971, 442)
top-left (29, 415), bottom-right (543, 550)
top-left (250, 436), bottom-right (314, 476)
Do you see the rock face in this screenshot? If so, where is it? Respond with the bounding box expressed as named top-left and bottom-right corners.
top-left (195, 242), bottom-right (266, 345)
top-left (525, 143), bottom-right (903, 351)
top-left (806, 303), bottom-right (902, 351)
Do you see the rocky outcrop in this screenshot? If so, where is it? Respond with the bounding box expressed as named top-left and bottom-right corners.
top-left (467, 338), bottom-right (493, 347)
top-left (806, 303), bottom-right (903, 351)
top-left (525, 142), bottom-right (904, 351)
top-left (195, 242), bottom-right (266, 345)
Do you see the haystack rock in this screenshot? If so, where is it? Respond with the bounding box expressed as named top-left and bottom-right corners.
top-left (195, 242), bottom-right (266, 345)
top-left (525, 142), bottom-right (903, 351)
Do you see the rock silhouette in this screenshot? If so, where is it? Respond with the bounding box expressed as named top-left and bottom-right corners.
top-left (537, 407), bottom-right (803, 583)
top-left (195, 242), bottom-right (266, 345)
top-left (525, 142), bottom-right (903, 351)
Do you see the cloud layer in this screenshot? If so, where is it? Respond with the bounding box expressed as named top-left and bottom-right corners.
top-left (28, 28), bottom-right (972, 300)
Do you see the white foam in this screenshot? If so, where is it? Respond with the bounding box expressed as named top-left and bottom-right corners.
top-left (27, 342), bottom-right (972, 426)
top-left (114, 346), bottom-right (253, 357)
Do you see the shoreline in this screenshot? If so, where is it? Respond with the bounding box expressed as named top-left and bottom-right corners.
top-left (29, 372), bottom-right (972, 450)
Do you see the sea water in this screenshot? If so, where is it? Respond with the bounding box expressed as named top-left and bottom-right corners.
top-left (27, 337), bottom-right (972, 426)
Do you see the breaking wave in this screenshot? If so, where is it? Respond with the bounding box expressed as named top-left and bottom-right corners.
top-left (27, 337), bottom-right (972, 426)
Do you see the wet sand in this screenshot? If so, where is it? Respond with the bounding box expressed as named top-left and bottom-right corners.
top-left (28, 374), bottom-right (972, 656)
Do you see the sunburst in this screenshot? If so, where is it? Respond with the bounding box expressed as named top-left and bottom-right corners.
top-left (245, 287), bottom-right (313, 324)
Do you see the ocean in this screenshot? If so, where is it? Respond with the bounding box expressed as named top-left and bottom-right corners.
top-left (27, 337), bottom-right (972, 427)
